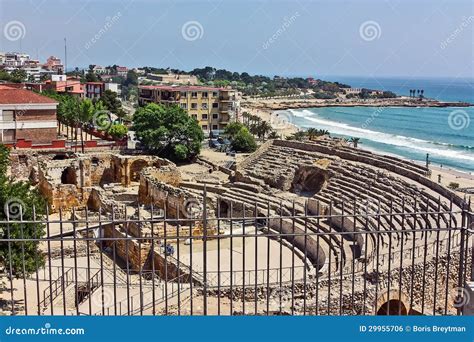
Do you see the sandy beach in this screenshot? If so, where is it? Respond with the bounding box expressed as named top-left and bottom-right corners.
top-left (240, 101), bottom-right (474, 204)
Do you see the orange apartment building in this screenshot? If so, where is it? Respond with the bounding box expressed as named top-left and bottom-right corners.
top-left (138, 85), bottom-right (238, 133)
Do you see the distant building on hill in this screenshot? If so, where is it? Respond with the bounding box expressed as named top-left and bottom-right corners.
top-left (43, 56), bottom-right (64, 74)
top-left (146, 73), bottom-right (198, 85)
top-left (44, 76), bottom-right (84, 98)
top-left (116, 66), bottom-right (128, 77)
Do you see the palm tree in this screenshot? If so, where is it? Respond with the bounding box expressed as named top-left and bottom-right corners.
top-left (268, 130), bottom-right (279, 139)
top-left (307, 127), bottom-right (318, 141)
top-left (257, 120), bottom-right (272, 141)
top-left (286, 130), bottom-right (307, 141)
top-left (317, 129), bottom-right (330, 136)
top-left (420, 89), bottom-right (424, 98)
top-left (350, 137), bottom-right (361, 148)
top-left (242, 112), bottom-right (251, 126)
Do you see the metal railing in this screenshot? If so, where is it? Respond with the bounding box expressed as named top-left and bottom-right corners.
top-left (0, 196), bottom-right (472, 316)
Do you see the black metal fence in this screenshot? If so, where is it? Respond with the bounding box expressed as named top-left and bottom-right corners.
top-left (0, 196), bottom-right (472, 316)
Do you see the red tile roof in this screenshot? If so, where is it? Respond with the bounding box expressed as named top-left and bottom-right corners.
top-left (0, 85), bottom-right (58, 105)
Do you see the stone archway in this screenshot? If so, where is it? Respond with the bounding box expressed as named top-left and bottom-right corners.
top-left (61, 167), bottom-right (77, 185)
top-left (130, 159), bottom-right (149, 182)
top-left (377, 299), bottom-right (408, 315)
top-left (376, 290), bottom-right (410, 315)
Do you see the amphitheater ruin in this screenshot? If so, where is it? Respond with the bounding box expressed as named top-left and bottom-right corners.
top-left (2, 138), bottom-right (472, 316)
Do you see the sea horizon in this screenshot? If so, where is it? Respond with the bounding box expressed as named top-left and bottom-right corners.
top-left (278, 76), bottom-right (474, 174)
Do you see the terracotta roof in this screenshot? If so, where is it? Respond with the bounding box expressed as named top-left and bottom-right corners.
top-left (0, 85), bottom-right (58, 105)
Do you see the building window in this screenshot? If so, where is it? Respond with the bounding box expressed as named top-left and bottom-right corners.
top-left (191, 92), bottom-right (198, 98)
top-left (202, 92), bottom-right (208, 98)
top-left (2, 110), bottom-right (14, 121)
top-left (202, 114), bottom-right (208, 120)
top-left (180, 103), bottom-right (187, 109)
top-left (212, 103), bottom-right (219, 108)
top-left (180, 91), bottom-right (187, 97)
top-left (191, 114), bottom-right (198, 120)
top-left (202, 103), bottom-right (208, 109)
top-left (212, 125), bottom-right (218, 130)
top-left (191, 103), bottom-right (198, 109)
top-left (212, 92), bottom-right (218, 97)
top-left (212, 114), bottom-right (218, 119)
top-left (202, 125), bottom-right (208, 130)
top-left (1, 129), bottom-right (15, 142)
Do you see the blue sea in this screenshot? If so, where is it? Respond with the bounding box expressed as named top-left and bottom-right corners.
top-left (284, 77), bottom-right (474, 173)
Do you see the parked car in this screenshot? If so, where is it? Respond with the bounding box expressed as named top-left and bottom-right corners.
top-left (217, 137), bottom-right (231, 145)
top-left (209, 139), bottom-right (222, 149)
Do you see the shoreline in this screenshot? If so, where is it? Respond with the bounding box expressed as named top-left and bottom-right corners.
top-left (240, 102), bottom-right (474, 199)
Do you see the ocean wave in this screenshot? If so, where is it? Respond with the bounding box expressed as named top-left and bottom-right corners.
top-left (301, 115), bottom-right (474, 162)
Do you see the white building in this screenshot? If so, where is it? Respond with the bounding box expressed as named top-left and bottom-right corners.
top-left (105, 82), bottom-right (121, 96)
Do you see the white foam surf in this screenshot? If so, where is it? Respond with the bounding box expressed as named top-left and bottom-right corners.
top-left (287, 109), bottom-right (474, 163)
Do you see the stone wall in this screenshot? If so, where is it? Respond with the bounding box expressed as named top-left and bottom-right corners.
top-left (36, 152), bottom-right (174, 212)
top-left (139, 167), bottom-right (212, 220)
top-left (273, 140), bottom-right (467, 209)
top-left (103, 225), bottom-right (150, 271)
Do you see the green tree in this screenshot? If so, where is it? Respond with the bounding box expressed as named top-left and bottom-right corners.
top-left (224, 122), bottom-right (245, 139)
top-left (286, 131), bottom-right (307, 141)
top-left (257, 120), bottom-right (272, 140)
top-left (133, 103), bottom-right (204, 161)
top-left (350, 137), bottom-right (361, 148)
top-left (77, 99), bottom-right (95, 152)
top-left (307, 128), bottom-right (318, 141)
top-left (9, 69), bottom-right (27, 83)
top-left (98, 90), bottom-right (125, 117)
top-left (85, 71), bottom-right (99, 82)
top-left (108, 123), bottom-right (128, 139)
top-left (0, 145), bottom-right (46, 276)
top-left (231, 127), bottom-right (257, 152)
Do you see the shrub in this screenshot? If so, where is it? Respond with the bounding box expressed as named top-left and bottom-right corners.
top-left (108, 123), bottom-right (128, 139)
top-left (231, 127), bottom-right (257, 152)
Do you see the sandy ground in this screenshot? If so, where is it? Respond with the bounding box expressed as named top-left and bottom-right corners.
top-left (174, 229), bottom-right (305, 286)
top-left (240, 106), bottom-right (298, 137)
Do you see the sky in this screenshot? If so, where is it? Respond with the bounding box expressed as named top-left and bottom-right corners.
top-left (0, 0), bottom-right (473, 79)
